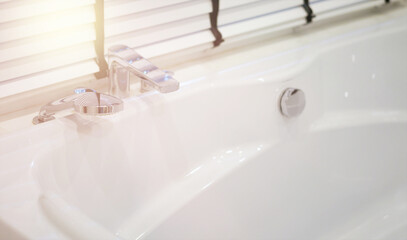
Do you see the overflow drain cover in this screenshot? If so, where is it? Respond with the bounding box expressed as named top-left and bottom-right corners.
top-left (280, 88), bottom-right (305, 118)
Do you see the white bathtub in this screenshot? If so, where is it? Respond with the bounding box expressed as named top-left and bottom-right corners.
top-left (0, 7), bottom-right (407, 240)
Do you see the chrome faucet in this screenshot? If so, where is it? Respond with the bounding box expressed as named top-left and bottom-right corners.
top-left (108, 45), bottom-right (179, 98)
top-left (32, 88), bottom-right (123, 124)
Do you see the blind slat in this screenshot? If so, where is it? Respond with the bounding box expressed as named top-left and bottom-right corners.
top-left (0, 61), bottom-right (99, 98)
top-left (0, 5), bottom-right (95, 44)
top-left (137, 30), bottom-right (215, 59)
top-left (219, 0), bottom-right (301, 26)
top-left (106, 15), bottom-right (210, 51)
top-left (0, 0), bottom-right (95, 24)
top-left (105, 0), bottom-right (190, 19)
top-left (220, 0), bottom-right (263, 10)
top-left (0, 24), bottom-right (95, 63)
top-left (220, 7), bottom-right (305, 38)
top-left (312, 0), bottom-right (385, 18)
top-left (105, 0), bottom-right (212, 37)
top-left (0, 43), bottom-right (96, 83)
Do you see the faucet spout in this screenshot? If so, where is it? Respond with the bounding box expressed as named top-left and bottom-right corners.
top-left (34, 95), bottom-right (76, 123)
top-left (108, 45), bottom-right (179, 98)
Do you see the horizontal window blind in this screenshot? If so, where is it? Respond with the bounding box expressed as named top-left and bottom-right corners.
top-left (218, 0), bottom-right (306, 38)
top-left (0, 0), bottom-right (399, 99)
top-left (104, 0), bottom-right (214, 58)
top-left (0, 0), bottom-right (98, 98)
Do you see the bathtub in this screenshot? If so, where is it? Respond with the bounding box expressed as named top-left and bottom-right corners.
top-left (0, 6), bottom-right (407, 240)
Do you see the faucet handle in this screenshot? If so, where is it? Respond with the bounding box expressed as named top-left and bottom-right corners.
top-left (140, 69), bottom-right (179, 93)
top-left (108, 45), bottom-right (179, 97)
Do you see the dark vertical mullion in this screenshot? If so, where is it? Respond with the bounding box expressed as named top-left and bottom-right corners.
top-left (94, 0), bottom-right (108, 79)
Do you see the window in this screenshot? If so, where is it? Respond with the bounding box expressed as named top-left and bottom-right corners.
top-left (0, 0), bottom-right (394, 99)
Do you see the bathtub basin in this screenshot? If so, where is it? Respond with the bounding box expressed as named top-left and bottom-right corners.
top-left (0, 7), bottom-right (407, 240)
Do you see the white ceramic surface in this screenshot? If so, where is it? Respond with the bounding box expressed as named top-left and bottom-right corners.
top-left (1, 7), bottom-right (407, 240)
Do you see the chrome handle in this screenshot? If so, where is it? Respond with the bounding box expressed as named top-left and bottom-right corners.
top-left (108, 45), bottom-right (179, 98)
